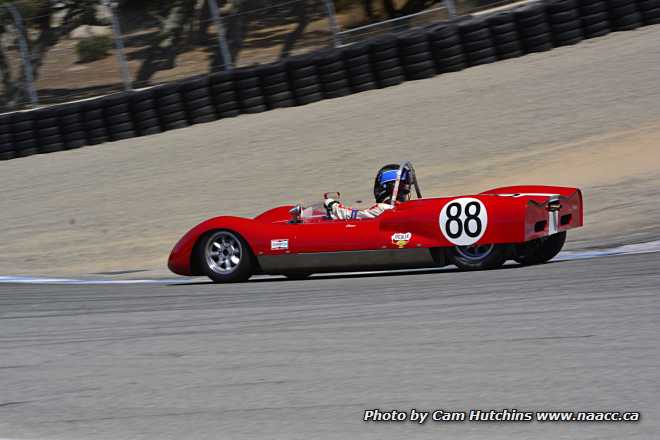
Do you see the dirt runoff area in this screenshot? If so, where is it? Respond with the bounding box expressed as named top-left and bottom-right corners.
top-left (1, 25), bottom-right (660, 278)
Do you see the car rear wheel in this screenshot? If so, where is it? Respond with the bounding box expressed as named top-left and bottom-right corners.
top-left (196, 230), bottom-right (253, 282)
top-left (514, 231), bottom-right (566, 266)
top-left (450, 243), bottom-right (511, 270)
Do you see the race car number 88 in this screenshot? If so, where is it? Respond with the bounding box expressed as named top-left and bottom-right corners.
top-left (439, 198), bottom-right (488, 246)
top-left (445, 201), bottom-right (482, 238)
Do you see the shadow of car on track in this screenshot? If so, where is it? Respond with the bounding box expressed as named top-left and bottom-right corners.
top-left (171, 260), bottom-right (566, 286)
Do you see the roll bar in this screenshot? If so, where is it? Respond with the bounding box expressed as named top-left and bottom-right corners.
top-left (391, 161), bottom-right (422, 203)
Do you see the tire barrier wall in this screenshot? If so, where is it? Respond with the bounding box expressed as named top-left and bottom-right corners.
top-left (0, 0), bottom-right (656, 161)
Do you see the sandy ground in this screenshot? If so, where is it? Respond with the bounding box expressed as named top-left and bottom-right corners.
top-left (1, 25), bottom-right (660, 277)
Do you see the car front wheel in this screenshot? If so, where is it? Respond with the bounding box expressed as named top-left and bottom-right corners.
top-left (196, 230), bottom-right (253, 283)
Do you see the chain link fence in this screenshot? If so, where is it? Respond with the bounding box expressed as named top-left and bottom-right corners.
top-left (0, 0), bottom-right (515, 112)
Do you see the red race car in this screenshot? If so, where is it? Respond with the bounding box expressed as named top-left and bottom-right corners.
top-left (168, 162), bottom-right (583, 282)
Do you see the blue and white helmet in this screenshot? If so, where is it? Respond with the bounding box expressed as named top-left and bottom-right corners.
top-left (373, 164), bottom-right (411, 204)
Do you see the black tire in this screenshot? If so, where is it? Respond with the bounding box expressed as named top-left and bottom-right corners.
top-left (319, 69), bottom-right (347, 83)
top-left (378, 75), bottom-right (405, 87)
top-left (296, 92), bottom-right (323, 105)
top-left (289, 65), bottom-right (316, 79)
top-left (450, 244), bottom-right (512, 270)
top-left (190, 114), bottom-right (217, 124)
top-left (237, 86), bottom-right (263, 100)
top-left (156, 93), bottom-right (182, 106)
top-left (520, 21), bottom-right (551, 37)
top-left (293, 76), bottom-right (319, 88)
top-left (161, 111), bottom-right (187, 123)
top-left (551, 18), bottom-right (582, 33)
top-left (611, 11), bottom-right (642, 28)
top-left (194, 230), bottom-right (254, 283)
top-left (163, 120), bottom-right (189, 130)
top-left (371, 46), bottom-right (399, 60)
top-left (350, 81), bottom-right (377, 93)
top-left (323, 87), bottom-right (352, 98)
top-left (406, 66), bottom-right (435, 80)
top-left (110, 130), bottom-right (136, 141)
top-left (268, 99), bottom-right (295, 109)
top-left (183, 87), bottom-right (210, 101)
top-left (643, 8), bottom-right (660, 23)
top-left (514, 231), bottom-right (566, 265)
top-left (64, 138), bottom-right (87, 150)
top-left (263, 82), bottom-right (290, 95)
top-left (189, 105), bottom-right (216, 119)
top-left (496, 40), bottom-right (523, 56)
top-left (554, 28), bottom-right (584, 45)
top-left (498, 49), bottom-right (524, 59)
top-left (431, 43), bottom-right (464, 58)
top-left (583, 21), bottom-right (612, 37)
top-left (581, 1), bottom-right (608, 14)
top-left (548, 9), bottom-right (580, 23)
top-left (463, 38), bottom-right (494, 52)
top-left (0, 150), bottom-right (15, 161)
top-left (322, 78), bottom-right (350, 92)
top-left (376, 65), bottom-right (404, 79)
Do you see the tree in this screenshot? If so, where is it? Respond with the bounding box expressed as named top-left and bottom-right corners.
top-left (0, 0), bottom-right (101, 108)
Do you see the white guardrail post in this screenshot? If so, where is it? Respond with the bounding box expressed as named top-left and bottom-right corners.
top-left (208, 0), bottom-right (233, 71)
top-left (103, 0), bottom-right (133, 91)
top-left (444, 0), bottom-right (457, 18)
top-left (323, 0), bottom-right (342, 47)
top-left (4, 3), bottom-right (38, 105)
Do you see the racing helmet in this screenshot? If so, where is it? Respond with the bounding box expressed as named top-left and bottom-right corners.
top-left (373, 164), bottom-right (412, 204)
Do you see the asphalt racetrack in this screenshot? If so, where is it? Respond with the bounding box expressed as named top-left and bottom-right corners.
top-left (1, 252), bottom-right (658, 440)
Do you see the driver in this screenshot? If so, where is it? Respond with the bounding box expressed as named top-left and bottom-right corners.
top-left (324, 164), bottom-right (411, 220)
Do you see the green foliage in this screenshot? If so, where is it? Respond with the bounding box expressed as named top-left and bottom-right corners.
top-left (76, 35), bottom-right (113, 63)
top-left (1, 0), bottom-right (49, 20)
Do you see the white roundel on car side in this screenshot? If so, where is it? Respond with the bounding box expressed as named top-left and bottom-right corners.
top-left (439, 197), bottom-right (488, 246)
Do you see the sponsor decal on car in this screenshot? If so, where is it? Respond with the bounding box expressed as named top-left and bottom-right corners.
top-left (270, 239), bottom-right (289, 250)
top-left (391, 232), bottom-right (412, 248)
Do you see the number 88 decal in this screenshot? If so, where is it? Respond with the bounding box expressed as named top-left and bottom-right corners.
top-left (439, 198), bottom-right (488, 246)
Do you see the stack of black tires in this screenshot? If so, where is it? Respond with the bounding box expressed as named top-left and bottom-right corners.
top-left (58, 104), bottom-right (87, 150)
top-left (209, 71), bottom-right (241, 118)
top-left (343, 43), bottom-right (378, 93)
top-left (369, 36), bottom-right (406, 88)
top-left (103, 93), bottom-right (136, 141)
top-left (397, 30), bottom-right (436, 80)
top-left (132, 90), bottom-right (162, 136)
top-left (181, 77), bottom-right (217, 124)
top-left (638, 0), bottom-right (660, 24)
top-left (515, 3), bottom-right (554, 53)
top-left (579, 0), bottom-right (612, 37)
top-left (315, 49), bottom-right (352, 98)
top-left (458, 18), bottom-right (498, 66)
top-left (607, 0), bottom-right (643, 29)
top-left (234, 68), bottom-right (267, 113)
top-left (154, 84), bottom-right (189, 131)
top-left (288, 55), bottom-right (324, 105)
top-left (259, 62), bottom-right (295, 109)
top-left (0, 114), bottom-right (16, 160)
top-left (34, 107), bottom-right (64, 153)
top-left (428, 24), bottom-right (467, 73)
top-left (545, 0), bottom-right (584, 46)
top-left (82, 99), bottom-right (109, 145)
top-left (487, 12), bottom-right (524, 60)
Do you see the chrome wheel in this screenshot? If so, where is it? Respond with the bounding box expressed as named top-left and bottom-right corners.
top-left (454, 243), bottom-right (495, 262)
top-left (205, 231), bottom-right (242, 275)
